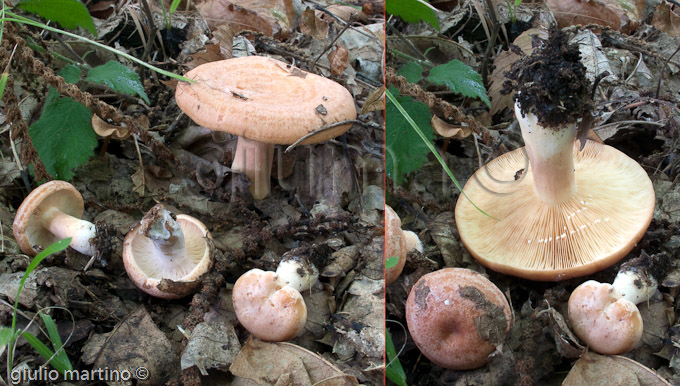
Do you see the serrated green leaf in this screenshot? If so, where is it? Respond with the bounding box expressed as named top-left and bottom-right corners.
top-left (86, 61), bottom-right (149, 104)
top-left (59, 64), bottom-right (81, 84)
top-left (397, 62), bottom-right (423, 83)
top-left (427, 60), bottom-right (490, 107)
top-left (386, 329), bottom-right (407, 386)
top-left (386, 88), bottom-right (434, 186)
top-left (386, 0), bottom-right (439, 30)
top-left (17, 0), bottom-right (97, 37)
top-left (29, 97), bottom-right (97, 180)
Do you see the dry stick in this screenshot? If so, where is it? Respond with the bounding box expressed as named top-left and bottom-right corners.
top-left (655, 42), bottom-right (680, 99)
top-left (480, 0), bottom-right (500, 85)
top-left (386, 22), bottom-right (428, 62)
top-left (311, 15), bottom-right (354, 69)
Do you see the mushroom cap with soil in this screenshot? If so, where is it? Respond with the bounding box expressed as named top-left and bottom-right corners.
top-left (232, 268), bottom-right (307, 342)
top-left (405, 268), bottom-right (513, 370)
top-left (454, 106), bottom-right (655, 281)
top-left (175, 55), bottom-right (357, 200)
top-left (123, 204), bottom-right (213, 299)
top-left (13, 180), bottom-right (96, 256)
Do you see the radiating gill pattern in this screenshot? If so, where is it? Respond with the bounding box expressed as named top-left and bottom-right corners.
top-left (455, 141), bottom-right (655, 280)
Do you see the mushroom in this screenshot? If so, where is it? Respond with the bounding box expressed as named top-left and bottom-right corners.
top-left (232, 268), bottom-right (307, 341)
top-left (175, 56), bottom-right (357, 199)
top-left (405, 268), bottom-right (513, 370)
top-left (455, 33), bottom-right (655, 281)
top-left (123, 204), bottom-right (213, 299)
top-left (13, 181), bottom-right (96, 256)
top-left (275, 255), bottom-right (319, 292)
top-left (568, 253), bottom-right (663, 354)
top-left (385, 205), bottom-right (423, 284)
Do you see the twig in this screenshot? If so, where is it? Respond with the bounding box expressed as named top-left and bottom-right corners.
top-left (312, 15), bottom-right (354, 69)
top-left (655, 42), bottom-right (680, 99)
top-left (285, 120), bottom-right (361, 152)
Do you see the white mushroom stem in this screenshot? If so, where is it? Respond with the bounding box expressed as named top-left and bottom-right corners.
top-left (139, 205), bottom-right (187, 264)
top-left (231, 137), bottom-right (275, 200)
top-left (403, 230), bottom-right (424, 253)
top-left (612, 270), bottom-right (658, 305)
top-left (515, 103), bottom-right (577, 205)
top-left (43, 207), bottom-right (96, 256)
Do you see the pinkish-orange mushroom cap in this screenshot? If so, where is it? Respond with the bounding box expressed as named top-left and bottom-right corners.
top-left (232, 269), bottom-right (307, 342)
top-left (406, 268), bottom-right (513, 370)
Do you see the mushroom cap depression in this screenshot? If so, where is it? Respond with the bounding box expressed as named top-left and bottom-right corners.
top-left (123, 214), bottom-right (213, 299)
top-left (455, 140), bottom-right (655, 281)
top-left (405, 268), bottom-right (513, 370)
top-left (13, 181), bottom-right (84, 256)
top-left (175, 56), bottom-right (356, 145)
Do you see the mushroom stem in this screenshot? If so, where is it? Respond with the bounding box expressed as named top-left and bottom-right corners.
top-left (515, 103), bottom-right (577, 205)
top-left (231, 137), bottom-right (275, 200)
top-left (43, 208), bottom-right (96, 256)
top-left (139, 205), bottom-right (188, 266)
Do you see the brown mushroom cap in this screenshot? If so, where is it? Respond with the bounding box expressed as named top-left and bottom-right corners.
top-left (406, 268), bottom-right (513, 370)
top-left (232, 269), bottom-right (307, 342)
top-left (123, 214), bottom-right (212, 299)
top-left (13, 181), bottom-right (84, 256)
top-left (455, 140), bottom-right (655, 281)
top-left (175, 56), bottom-right (357, 145)
top-left (568, 280), bottom-right (643, 354)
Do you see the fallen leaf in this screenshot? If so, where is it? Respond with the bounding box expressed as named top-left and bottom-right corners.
top-left (181, 310), bottom-right (241, 374)
top-left (431, 114), bottom-right (471, 139)
top-left (92, 114), bottom-right (132, 140)
top-left (652, 1), bottom-right (680, 37)
top-left (563, 351), bottom-right (672, 386)
top-left (317, 5), bottom-right (368, 24)
top-left (185, 43), bottom-right (227, 70)
top-left (328, 46), bottom-right (350, 76)
top-left (230, 339), bottom-right (358, 385)
top-left (359, 86), bottom-right (385, 114)
top-left (300, 7), bottom-right (328, 40)
top-left (196, 0), bottom-right (295, 39)
top-left (545, 0), bottom-right (643, 34)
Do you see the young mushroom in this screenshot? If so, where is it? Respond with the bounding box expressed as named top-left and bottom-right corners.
top-left (455, 30), bottom-right (655, 280)
top-left (175, 56), bottom-right (357, 200)
top-left (275, 254), bottom-right (319, 292)
top-left (232, 269), bottom-right (307, 342)
top-left (568, 253), bottom-right (664, 354)
top-left (406, 268), bottom-right (513, 370)
top-left (385, 205), bottom-right (423, 284)
top-left (13, 181), bottom-right (96, 256)
top-left (123, 204), bottom-right (213, 299)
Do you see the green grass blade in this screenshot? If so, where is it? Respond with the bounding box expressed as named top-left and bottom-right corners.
top-left (20, 331), bottom-right (70, 373)
top-left (170, 0), bottom-right (182, 14)
top-left (384, 89), bottom-right (498, 220)
top-left (39, 313), bottom-right (72, 371)
top-left (386, 329), bottom-right (407, 386)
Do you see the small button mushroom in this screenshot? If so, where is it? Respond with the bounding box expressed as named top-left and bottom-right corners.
top-left (175, 56), bottom-right (357, 200)
top-left (568, 256), bottom-right (660, 354)
top-left (275, 255), bottom-right (319, 292)
top-left (385, 205), bottom-right (422, 284)
top-left (13, 181), bottom-right (96, 256)
top-left (406, 268), bottom-right (513, 370)
top-left (232, 269), bottom-right (307, 342)
top-left (123, 204), bottom-right (213, 299)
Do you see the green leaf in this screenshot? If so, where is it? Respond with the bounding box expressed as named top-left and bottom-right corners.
top-left (170, 0), bottom-right (182, 13)
top-left (386, 0), bottom-right (439, 31)
top-left (427, 60), bottom-right (490, 107)
top-left (385, 88), bottom-right (434, 185)
top-left (29, 96), bottom-right (97, 180)
top-left (21, 331), bottom-right (71, 373)
top-left (386, 329), bottom-right (407, 386)
top-left (86, 61), bottom-right (150, 104)
top-left (59, 64), bottom-right (81, 84)
top-left (17, 0), bottom-right (97, 37)
top-left (0, 326), bottom-right (13, 347)
top-left (385, 256), bottom-right (399, 269)
top-left (40, 313), bottom-right (72, 371)
top-left (397, 62), bottom-right (423, 83)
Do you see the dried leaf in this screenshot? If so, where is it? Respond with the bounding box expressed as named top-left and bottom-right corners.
top-left (431, 114), bottom-right (471, 139)
top-left (317, 5), bottom-right (368, 24)
top-left (230, 339), bottom-right (358, 385)
top-left (300, 7), bottom-right (328, 40)
top-left (196, 0), bottom-right (295, 39)
top-left (185, 43), bottom-right (227, 70)
top-left (652, 1), bottom-right (680, 37)
top-left (563, 352), bottom-right (672, 386)
top-left (360, 86), bottom-right (385, 114)
top-left (92, 114), bottom-right (131, 140)
top-left (545, 0), bottom-right (642, 34)
top-left (328, 46), bottom-right (350, 76)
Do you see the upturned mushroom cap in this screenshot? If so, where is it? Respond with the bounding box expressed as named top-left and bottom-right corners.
top-left (232, 269), bottom-right (307, 342)
top-left (175, 56), bottom-right (357, 145)
top-left (13, 181), bottom-right (85, 256)
top-left (123, 210), bottom-right (213, 299)
top-left (568, 280), bottom-right (643, 354)
top-left (406, 268), bottom-right (513, 370)
top-left (455, 140), bottom-right (655, 281)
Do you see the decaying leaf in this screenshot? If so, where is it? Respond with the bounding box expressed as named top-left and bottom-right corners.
top-left (317, 5), bottom-right (369, 24)
top-left (92, 114), bottom-right (132, 140)
top-left (185, 43), bottom-right (228, 70)
top-left (329, 46), bottom-right (350, 76)
top-left (196, 0), bottom-right (295, 39)
top-left (563, 351), bottom-right (673, 386)
top-left (359, 86), bottom-right (385, 114)
top-left (181, 310), bottom-right (241, 374)
top-left (652, 1), bottom-right (680, 37)
top-left (300, 7), bottom-right (329, 40)
top-left (545, 0), bottom-right (643, 34)
top-left (230, 339), bottom-right (358, 385)
top-left (431, 115), bottom-right (471, 139)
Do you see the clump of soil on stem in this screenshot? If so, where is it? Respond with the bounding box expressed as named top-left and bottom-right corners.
top-left (504, 29), bottom-right (593, 128)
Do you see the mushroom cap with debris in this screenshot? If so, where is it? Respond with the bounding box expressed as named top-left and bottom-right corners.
top-left (175, 56), bottom-right (357, 145)
top-left (455, 140), bottom-right (655, 281)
